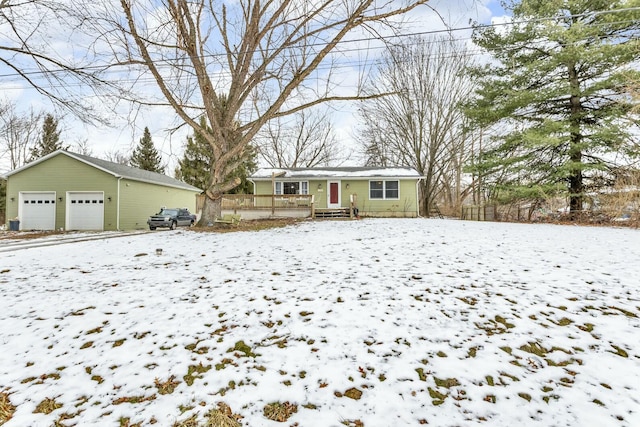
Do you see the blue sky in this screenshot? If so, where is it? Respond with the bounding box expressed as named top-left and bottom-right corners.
top-left (487, 0), bottom-right (507, 17)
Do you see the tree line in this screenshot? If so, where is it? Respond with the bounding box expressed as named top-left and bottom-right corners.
top-left (1, 0), bottom-right (639, 223)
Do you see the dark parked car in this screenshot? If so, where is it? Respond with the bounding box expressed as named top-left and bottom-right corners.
top-left (147, 207), bottom-right (196, 230)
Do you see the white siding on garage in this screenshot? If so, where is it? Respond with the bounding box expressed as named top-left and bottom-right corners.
top-left (66, 192), bottom-right (104, 231)
top-left (19, 192), bottom-right (57, 230)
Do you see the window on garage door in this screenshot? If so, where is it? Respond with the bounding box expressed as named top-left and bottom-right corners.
top-left (67, 192), bottom-right (104, 231)
top-left (19, 192), bottom-right (56, 230)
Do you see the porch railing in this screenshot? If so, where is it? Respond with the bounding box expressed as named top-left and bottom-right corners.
top-left (220, 194), bottom-right (315, 215)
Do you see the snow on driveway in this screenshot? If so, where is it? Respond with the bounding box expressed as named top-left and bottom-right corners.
top-left (1, 218), bottom-right (639, 426)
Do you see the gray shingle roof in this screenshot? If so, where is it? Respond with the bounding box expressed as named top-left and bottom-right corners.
top-left (251, 167), bottom-right (421, 179)
top-left (8, 150), bottom-right (201, 192)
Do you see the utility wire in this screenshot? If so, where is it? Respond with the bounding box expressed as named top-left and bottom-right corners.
top-left (0, 6), bottom-right (638, 87)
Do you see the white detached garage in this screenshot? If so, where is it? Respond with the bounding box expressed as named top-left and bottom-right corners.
top-left (19, 192), bottom-right (57, 230)
top-left (66, 192), bottom-right (105, 230)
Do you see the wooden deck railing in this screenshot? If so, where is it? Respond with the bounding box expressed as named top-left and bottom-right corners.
top-left (221, 194), bottom-right (314, 214)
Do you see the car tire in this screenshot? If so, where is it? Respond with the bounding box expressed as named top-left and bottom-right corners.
top-left (170, 221), bottom-right (177, 230)
top-left (149, 226), bottom-right (156, 230)
top-left (190, 220), bottom-right (195, 227)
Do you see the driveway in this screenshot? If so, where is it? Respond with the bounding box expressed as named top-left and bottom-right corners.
top-left (0, 230), bottom-right (150, 252)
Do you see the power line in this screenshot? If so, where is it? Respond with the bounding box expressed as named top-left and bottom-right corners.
top-left (0, 6), bottom-right (638, 87)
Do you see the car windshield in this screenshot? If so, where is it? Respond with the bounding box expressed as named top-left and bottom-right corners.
top-left (159, 209), bottom-right (178, 216)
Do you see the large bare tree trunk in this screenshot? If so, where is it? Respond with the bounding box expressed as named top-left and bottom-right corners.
top-left (79, 0), bottom-right (431, 223)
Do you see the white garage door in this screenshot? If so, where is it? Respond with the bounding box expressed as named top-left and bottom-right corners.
top-left (20, 192), bottom-right (57, 230)
top-left (67, 192), bottom-right (105, 231)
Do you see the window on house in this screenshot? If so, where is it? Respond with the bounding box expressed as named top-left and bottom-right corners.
top-left (275, 181), bottom-right (309, 195)
top-left (369, 180), bottom-right (400, 200)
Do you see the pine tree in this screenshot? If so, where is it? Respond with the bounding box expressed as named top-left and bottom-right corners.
top-left (130, 127), bottom-right (164, 173)
top-left (30, 114), bottom-right (66, 160)
top-left (466, 0), bottom-right (640, 216)
top-left (177, 117), bottom-right (256, 193)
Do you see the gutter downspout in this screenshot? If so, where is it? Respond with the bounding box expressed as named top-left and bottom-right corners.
top-left (117, 177), bottom-right (122, 230)
top-left (416, 177), bottom-right (424, 218)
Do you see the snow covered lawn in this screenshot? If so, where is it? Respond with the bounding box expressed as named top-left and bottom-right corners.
top-left (1, 218), bottom-right (639, 426)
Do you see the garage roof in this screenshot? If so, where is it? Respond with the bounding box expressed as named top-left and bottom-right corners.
top-left (6, 150), bottom-right (201, 192)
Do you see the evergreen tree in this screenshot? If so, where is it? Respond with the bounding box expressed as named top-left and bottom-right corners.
top-left (30, 114), bottom-right (66, 160)
top-left (177, 117), bottom-right (256, 193)
top-left (130, 127), bottom-right (164, 173)
top-left (466, 0), bottom-right (640, 216)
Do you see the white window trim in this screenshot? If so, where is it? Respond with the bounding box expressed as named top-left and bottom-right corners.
top-left (369, 180), bottom-right (400, 200)
top-left (275, 181), bottom-right (309, 195)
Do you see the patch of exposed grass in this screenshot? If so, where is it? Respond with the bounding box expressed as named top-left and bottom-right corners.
top-left (173, 414), bottom-right (198, 427)
top-left (185, 341), bottom-right (209, 354)
top-left (1, 392), bottom-right (17, 425)
top-left (518, 392), bottom-right (532, 402)
top-left (341, 420), bottom-right (364, 427)
top-left (155, 375), bottom-right (180, 395)
top-left (607, 306), bottom-right (638, 318)
top-left (415, 368), bottom-right (427, 382)
top-left (118, 417), bottom-right (142, 427)
top-left (434, 377), bottom-right (460, 388)
top-left (183, 363), bottom-right (211, 386)
top-left (494, 315), bottom-right (515, 329)
top-left (484, 394), bottom-right (496, 403)
top-left (577, 323), bottom-right (595, 333)
top-left (499, 346), bottom-right (512, 355)
top-left (343, 388), bottom-right (363, 400)
top-left (456, 296), bottom-right (478, 306)
top-left (609, 345), bottom-right (628, 358)
top-left (428, 387), bottom-right (447, 405)
top-left (112, 395), bottom-right (156, 405)
top-left (33, 397), bottom-right (62, 414)
top-left (215, 358), bottom-right (237, 371)
top-left (228, 340), bottom-right (258, 358)
top-left (519, 341), bottom-right (548, 357)
top-left (189, 402), bottom-right (243, 427)
top-left (263, 401), bottom-right (298, 422)
top-left (475, 315), bottom-right (515, 335)
top-left (551, 317), bottom-right (573, 326)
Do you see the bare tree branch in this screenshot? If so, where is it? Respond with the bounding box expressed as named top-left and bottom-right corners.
top-left (359, 35), bottom-right (476, 216)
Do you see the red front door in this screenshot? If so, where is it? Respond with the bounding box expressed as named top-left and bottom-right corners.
top-left (329, 182), bottom-right (339, 205)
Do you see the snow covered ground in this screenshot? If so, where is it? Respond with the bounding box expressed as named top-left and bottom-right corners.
top-left (1, 218), bottom-right (639, 427)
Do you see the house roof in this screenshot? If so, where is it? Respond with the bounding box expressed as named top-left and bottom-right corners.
top-left (251, 167), bottom-right (422, 180)
top-left (6, 150), bottom-right (201, 192)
